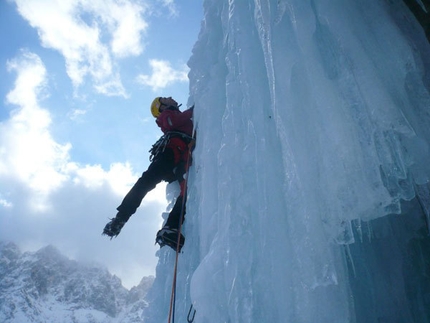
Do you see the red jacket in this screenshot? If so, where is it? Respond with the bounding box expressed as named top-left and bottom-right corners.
top-left (156, 108), bottom-right (193, 136)
top-left (155, 107), bottom-right (194, 165)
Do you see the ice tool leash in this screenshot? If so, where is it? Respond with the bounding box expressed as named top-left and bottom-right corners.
top-left (167, 121), bottom-right (196, 323)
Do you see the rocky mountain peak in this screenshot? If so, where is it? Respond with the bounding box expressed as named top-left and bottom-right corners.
top-left (0, 241), bottom-right (154, 323)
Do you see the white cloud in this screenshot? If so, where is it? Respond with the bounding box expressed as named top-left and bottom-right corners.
top-left (0, 198), bottom-right (13, 208)
top-left (1, 50), bottom-right (166, 285)
top-left (83, 0), bottom-right (149, 58)
top-left (13, 0), bottom-right (149, 97)
top-left (68, 108), bottom-right (87, 121)
top-left (2, 51), bottom-right (70, 200)
top-left (136, 59), bottom-right (189, 91)
top-left (0, 50), bottom-right (140, 211)
top-left (72, 162), bottom-right (137, 196)
top-left (157, 0), bottom-right (178, 17)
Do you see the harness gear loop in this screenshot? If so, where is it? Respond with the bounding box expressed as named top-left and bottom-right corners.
top-left (149, 131), bottom-right (194, 162)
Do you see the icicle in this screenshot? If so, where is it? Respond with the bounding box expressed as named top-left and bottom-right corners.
top-left (414, 182), bottom-right (430, 234)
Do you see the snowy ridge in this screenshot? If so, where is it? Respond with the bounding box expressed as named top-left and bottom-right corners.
top-left (0, 241), bottom-right (153, 323)
top-left (145, 0), bottom-right (430, 322)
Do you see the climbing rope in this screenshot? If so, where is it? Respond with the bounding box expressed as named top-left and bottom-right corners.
top-left (167, 127), bottom-right (196, 323)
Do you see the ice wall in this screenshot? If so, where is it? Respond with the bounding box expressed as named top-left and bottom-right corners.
top-left (144, 0), bottom-right (430, 322)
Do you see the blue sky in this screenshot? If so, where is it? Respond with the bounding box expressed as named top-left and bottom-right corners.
top-left (0, 0), bottom-right (203, 288)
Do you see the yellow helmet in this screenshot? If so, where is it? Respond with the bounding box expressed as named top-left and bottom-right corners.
top-left (150, 97), bottom-right (162, 118)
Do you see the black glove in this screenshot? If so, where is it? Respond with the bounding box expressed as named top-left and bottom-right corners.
top-left (102, 217), bottom-right (126, 238)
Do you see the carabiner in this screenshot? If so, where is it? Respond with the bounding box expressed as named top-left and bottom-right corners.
top-left (187, 304), bottom-right (196, 323)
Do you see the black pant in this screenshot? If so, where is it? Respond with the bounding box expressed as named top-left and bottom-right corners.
top-left (116, 148), bottom-right (186, 229)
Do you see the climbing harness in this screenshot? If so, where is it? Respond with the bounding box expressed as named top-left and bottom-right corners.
top-left (149, 131), bottom-right (194, 162)
top-left (167, 126), bottom-right (196, 323)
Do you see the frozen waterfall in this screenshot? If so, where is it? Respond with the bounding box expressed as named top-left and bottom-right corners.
top-left (144, 0), bottom-right (430, 322)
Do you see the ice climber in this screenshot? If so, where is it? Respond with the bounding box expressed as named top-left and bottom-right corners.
top-left (102, 97), bottom-right (194, 251)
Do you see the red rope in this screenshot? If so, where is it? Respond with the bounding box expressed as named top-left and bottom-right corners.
top-left (167, 136), bottom-right (195, 323)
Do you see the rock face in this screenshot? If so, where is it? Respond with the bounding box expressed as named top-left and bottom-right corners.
top-left (0, 241), bottom-right (154, 323)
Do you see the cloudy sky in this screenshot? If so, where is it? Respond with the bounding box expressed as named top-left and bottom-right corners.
top-left (0, 0), bottom-right (203, 288)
